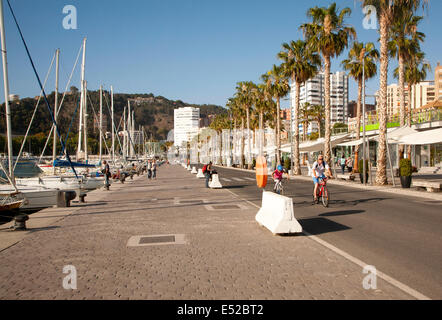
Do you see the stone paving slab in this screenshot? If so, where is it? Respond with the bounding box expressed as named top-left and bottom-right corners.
top-left (0, 165), bottom-right (414, 300)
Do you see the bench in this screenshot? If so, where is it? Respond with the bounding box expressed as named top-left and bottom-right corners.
top-left (336, 174), bottom-right (356, 181)
top-left (412, 179), bottom-right (442, 193)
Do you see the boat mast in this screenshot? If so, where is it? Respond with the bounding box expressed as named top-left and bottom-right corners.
top-left (0, 0), bottom-right (14, 181)
top-left (77, 38), bottom-right (86, 160)
top-left (53, 48), bottom-right (60, 174)
top-left (111, 86), bottom-right (115, 164)
top-left (132, 111), bottom-right (135, 157)
top-left (83, 80), bottom-right (88, 162)
top-left (99, 85), bottom-right (102, 162)
top-left (123, 106), bottom-right (127, 159)
top-left (128, 101), bottom-right (132, 157)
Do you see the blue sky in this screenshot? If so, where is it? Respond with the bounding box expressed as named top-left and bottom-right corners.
top-left (1, 0), bottom-right (441, 109)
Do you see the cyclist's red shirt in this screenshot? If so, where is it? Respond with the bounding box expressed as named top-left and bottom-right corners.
top-left (273, 170), bottom-right (283, 180)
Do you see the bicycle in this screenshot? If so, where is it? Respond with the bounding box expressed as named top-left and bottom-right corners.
top-left (273, 179), bottom-right (284, 195)
top-left (313, 176), bottom-right (329, 207)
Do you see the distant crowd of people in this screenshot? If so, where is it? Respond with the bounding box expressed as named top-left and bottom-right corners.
top-left (100, 158), bottom-right (163, 191)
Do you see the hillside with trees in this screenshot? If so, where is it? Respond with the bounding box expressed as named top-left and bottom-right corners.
top-left (0, 89), bottom-right (227, 156)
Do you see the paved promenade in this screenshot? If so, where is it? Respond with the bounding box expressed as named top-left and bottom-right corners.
top-left (0, 165), bottom-right (415, 299)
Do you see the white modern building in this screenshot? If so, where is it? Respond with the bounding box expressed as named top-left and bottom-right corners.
top-left (290, 71), bottom-right (349, 136)
top-left (174, 107), bottom-right (200, 149)
top-left (384, 81), bottom-right (436, 116)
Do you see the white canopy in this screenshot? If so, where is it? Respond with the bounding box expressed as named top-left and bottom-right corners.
top-left (397, 128), bottom-right (442, 145)
top-left (337, 126), bottom-right (419, 147)
top-left (280, 134), bottom-right (350, 153)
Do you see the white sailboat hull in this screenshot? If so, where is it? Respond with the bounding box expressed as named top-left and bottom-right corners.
top-left (0, 186), bottom-right (59, 211)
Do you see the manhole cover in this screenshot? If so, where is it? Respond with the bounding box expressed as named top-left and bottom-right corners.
top-left (127, 234), bottom-right (187, 247)
top-left (139, 235), bottom-right (175, 244)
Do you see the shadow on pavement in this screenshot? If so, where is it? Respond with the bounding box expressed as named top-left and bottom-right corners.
top-left (329, 197), bottom-right (391, 206)
top-left (319, 210), bottom-right (365, 217)
top-left (298, 217), bottom-right (350, 235)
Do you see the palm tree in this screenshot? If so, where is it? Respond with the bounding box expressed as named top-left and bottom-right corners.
top-left (235, 81), bottom-right (256, 169)
top-left (226, 96), bottom-right (245, 167)
top-left (209, 113), bottom-right (231, 165)
top-left (389, 11), bottom-right (425, 127)
top-left (394, 50), bottom-right (431, 129)
top-left (389, 11), bottom-right (425, 162)
top-left (342, 41), bottom-right (379, 172)
top-left (278, 40), bottom-right (321, 175)
top-left (252, 84), bottom-right (272, 156)
top-left (301, 3), bottom-right (355, 165)
top-left (299, 102), bottom-right (313, 142)
top-left (310, 104), bottom-right (325, 139)
top-left (261, 65), bottom-right (290, 166)
top-left (361, 0), bottom-right (428, 185)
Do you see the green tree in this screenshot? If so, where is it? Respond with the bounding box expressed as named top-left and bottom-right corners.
top-left (301, 2), bottom-right (355, 165)
top-left (342, 41), bottom-right (379, 172)
top-left (261, 64), bottom-right (290, 165)
top-left (278, 39), bottom-right (321, 175)
top-left (361, 0), bottom-right (428, 185)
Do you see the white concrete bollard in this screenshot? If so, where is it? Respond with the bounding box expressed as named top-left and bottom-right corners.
top-left (187, 165), bottom-right (191, 171)
top-left (255, 191), bottom-right (302, 235)
top-left (196, 169), bottom-right (205, 178)
top-left (191, 166), bottom-right (197, 174)
top-left (209, 174), bottom-right (223, 189)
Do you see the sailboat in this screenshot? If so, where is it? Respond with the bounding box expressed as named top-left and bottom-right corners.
top-left (17, 39), bottom-right (103, 195)
top-left (0, 0), bottom-right (60, 212)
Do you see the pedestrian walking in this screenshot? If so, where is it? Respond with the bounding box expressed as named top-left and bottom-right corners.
top-left (202, 161), bottom-right (212, 188)
top-left (147, 159), bottom-right (152, 179)
top-left (339, 154), bottom-right (346, 175)
top-left (103, 160), bottom-right (111, 190)
top-left (346, 156), bottom-right (353, 173)
top-left (152, 159), bottom-right (157, 179)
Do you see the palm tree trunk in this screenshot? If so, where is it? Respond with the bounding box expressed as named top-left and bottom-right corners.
top-left (407, 83), bottom-right (413, 159)
top-left (398, 53), bottom-right (406, 162)
top-left (317, 118), bottom-right (321, 138)
top-left (324, 55), bottom-right (332, 164)
top-left (276, 98), bottom-right (281, 165)
top-left (219, 130), bottom-right (223, 166)
top-left (246, 106), bottom-right (252, 169)
top-left (259, 111), bottom-right (264, 156)
top-left (354, 78), bottom-right (362, 172)
top-left (241, 118), bottom-right (245, 168)
top-left (294, 82), bottom-right (301, 175)
top-left (399, 54), bottom-right (406, 127)
top-left (375, 13), bottom-right (389, 186)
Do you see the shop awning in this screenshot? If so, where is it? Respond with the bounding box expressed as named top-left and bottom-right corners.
top-left (397, 128), bottom-right (442, 145)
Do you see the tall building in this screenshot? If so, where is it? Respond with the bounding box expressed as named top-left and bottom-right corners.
top-left (290, 71), bottom-right (349, 135)
top-left (174, 107), bottom-right (200, 149)
top-left (384, 81), bottom-right (436, 116)
top-left (435, 62), bottom-right (442, 101)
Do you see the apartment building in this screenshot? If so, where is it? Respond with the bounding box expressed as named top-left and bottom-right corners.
top-left (174, 107), bottom-right (200, 149)
top-left (290, 71), bottom-right (349, 135)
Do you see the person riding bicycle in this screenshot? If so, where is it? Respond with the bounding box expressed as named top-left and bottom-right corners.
top-left (272, 165), bottom-right (286, 194)
top-left (312, 155), bottom-right (332, 203)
